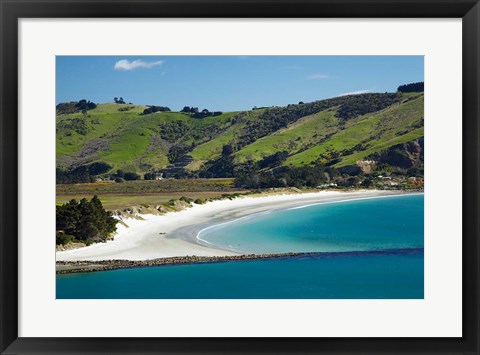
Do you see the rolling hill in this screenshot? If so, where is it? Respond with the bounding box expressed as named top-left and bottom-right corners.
top-left (56, 91), bottom-right (424, 182)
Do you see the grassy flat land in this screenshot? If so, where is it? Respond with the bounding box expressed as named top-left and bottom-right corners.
top-left (56, 178), bottom-right (245, 209)
top-left (56, 191), bottom-right (248, 210)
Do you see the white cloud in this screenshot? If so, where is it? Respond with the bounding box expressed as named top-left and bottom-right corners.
top-left (114, 59), bottom-right (164, 71)
top-left (338, 89), bottom-right (372, 96)
top-left (306, 74), bottom-right (329, 80)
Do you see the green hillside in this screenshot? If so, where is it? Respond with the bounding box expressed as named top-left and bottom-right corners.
top-left (56, 91), bottom-right (424, 182)
top-left (284, 94), bottom-right (424, 167)
top-left (233, 109), bottom-right (340, 164)
top-left (56, 103), bottom-right (240, 172)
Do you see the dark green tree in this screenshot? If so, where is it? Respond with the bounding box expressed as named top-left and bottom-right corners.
top-left (144, 172), bottom-right (155, 180)
top-left (124, 172), bottom-right (140, 181)
top-left (56, 196), bottom-right (118, 244)
top-left (222, 144), bottom-right (234, 156)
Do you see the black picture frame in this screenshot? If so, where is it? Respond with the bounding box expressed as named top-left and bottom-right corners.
top-left (1, 1), bottom-right (479, 354)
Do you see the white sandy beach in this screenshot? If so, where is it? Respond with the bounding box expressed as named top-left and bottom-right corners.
top-left (56, 190), bottom-right (405, 261)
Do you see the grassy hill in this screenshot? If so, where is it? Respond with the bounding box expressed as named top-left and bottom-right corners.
top-left (56, 91), bottom-right (424, 180)
top-left (57, 103), bottom-right (241, 172)
top-left (284, 93), bottom-right (423, 167)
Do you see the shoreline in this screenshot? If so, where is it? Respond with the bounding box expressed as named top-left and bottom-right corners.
top-left (56, 189), bottom-right (419, 263)
top-left (57, 248), bottom-right (424, 275)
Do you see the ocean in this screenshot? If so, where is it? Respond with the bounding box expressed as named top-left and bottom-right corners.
top-left (57, 194), bottom-right (424, 299)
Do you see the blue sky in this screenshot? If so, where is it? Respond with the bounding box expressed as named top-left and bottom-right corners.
top-left (56, 56), bottom-right (423, 112)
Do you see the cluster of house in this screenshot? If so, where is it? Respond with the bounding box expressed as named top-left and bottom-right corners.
top-left (378, 175), bottom-right (423, 188)
top-left (316, 176), bottom-right (423, 190)
top-left (377, 175), bottom-right (398, 187)
top-left (317, 182), bottom-right (338, 188)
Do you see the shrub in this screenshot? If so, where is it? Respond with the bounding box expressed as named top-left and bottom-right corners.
top-left (56, 232), bottom-right (75, 245)
top-left (180, 196), bottom-right (194, 204)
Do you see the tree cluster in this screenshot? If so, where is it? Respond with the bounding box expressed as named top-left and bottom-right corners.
top-left (257, 151), bottom-right (289, 169)
top-left (197, 147), bottom-right (342, 189)
top-left (198, 149), bottom-right (289, 180)
top-left (335, 93), bottom-right (398, 120)
top-left (168, 145), bottom-right (191, 163)
top-left (252, 106), bottom-right (274, 110)
top-left (114, 97), bottom-right (126, 104)
top-left (159, 121), bottom-right (190, 142)
top-left (397, 82), bottom-right (424, 93)
top-left (192, 109), bottom-right (223, 119)
top-left (180, 106), bottom-right (199, 113)
top-left (56, 162), bottom-right (112, 184)
top-left (76, 99), bottom-right (97, 111)
top-left (198, 144), bottom-right (236, 178)
top-left (234, 165), bottom-right (338, 189)
top-left (56, 99), bottom-right (97, 115)
top-left (144, 172), bottom-right (156, 180)
top-left (58, 116), bottom-right (90, 135)
top-left (113, 170), bottom-right (140, 181)
top-left (180, 106), bottom-right (222, 119)
top-left (142, 105), bottom-right (171, 115)
top-left (56, 196), bottom-right (118, 245)
top-left (199, 155), bottom-right (236, 178)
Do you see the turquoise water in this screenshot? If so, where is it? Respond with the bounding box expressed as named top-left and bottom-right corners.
top-left (57, 250), bottom-right (423, 299)
top-left (198, 194), bottom-right (424, 254)
top-left (57, 194), bottom-right (424, 299)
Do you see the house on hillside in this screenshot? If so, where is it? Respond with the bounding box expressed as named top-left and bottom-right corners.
top-left (383, 180), bottom-right (399, 187)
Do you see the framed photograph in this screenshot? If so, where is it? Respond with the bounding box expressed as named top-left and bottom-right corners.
top-left (1, 0), bottom-right (479, 354)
